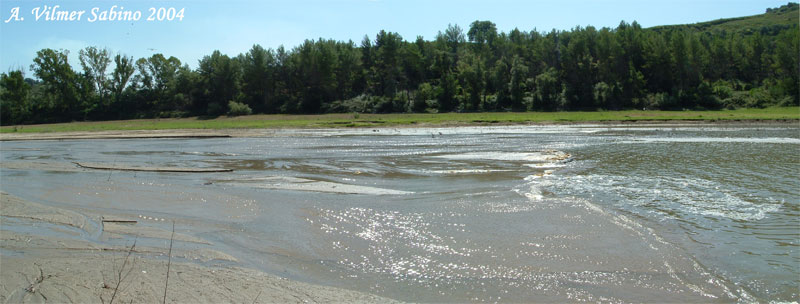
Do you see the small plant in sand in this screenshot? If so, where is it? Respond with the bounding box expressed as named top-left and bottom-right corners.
top-left (163, 221), bottom-right (175, 304)
top-left (23, 263), bottom-right (53, 299)
top-left (100, 239), bottom-right (137, 304)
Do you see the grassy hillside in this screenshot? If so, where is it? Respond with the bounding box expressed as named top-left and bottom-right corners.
top-left (650, 2), bottom-right (798, 35)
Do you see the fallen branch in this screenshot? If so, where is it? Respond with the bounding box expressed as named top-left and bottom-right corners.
top-left (102, 216), bottom-right (137, 224)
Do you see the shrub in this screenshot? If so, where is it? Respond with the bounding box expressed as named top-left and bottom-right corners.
top-left (412, 83), bottom-right (436, 113)
top-left (721, 91), bottom-right (749, 109)
top-left (373, 96), bottom-right (394, 113)
top-left (424, 100), bottom-right (440, 113)
top-left (695, 81), bottom-right (721, 109)
top-left (156, 111), bottom-right (190, 118)
top-left (712, 80), bottom-right (734, 100)
top-left (206, 102), bottom-right (225, 116)
top-left (643, 92), bottom-right (674, 109)
top-left (227, 100), bottom-right (252, 116)
top-left (324, 95), bottom-right (371, 113)
top-left (745, 87), bottom-right (773, 108)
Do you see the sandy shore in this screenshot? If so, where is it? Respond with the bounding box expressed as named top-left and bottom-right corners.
top-left (0, 129), bottom-right (240, 141)
top-left (1, 119), bottom-right (797, 141)
top-left (0, 192), bottom-right (398, 303)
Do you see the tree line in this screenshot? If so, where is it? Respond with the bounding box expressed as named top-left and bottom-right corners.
top-left (2, 6), bottom-right (798, 125)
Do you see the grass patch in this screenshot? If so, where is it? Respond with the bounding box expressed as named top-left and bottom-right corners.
top-left (2, 107), bottom-right (798, 134)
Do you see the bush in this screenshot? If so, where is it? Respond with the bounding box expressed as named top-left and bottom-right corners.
top-left (206, 102), bottom-right (225, 116)
top-left (721, 91), bottom-right (749, 109)
top-left (643, 92), bottom-right (675, 109)
top-left (373, 96), bottom-right (394, 113)
top-left (226, 100), bottom-right (252, 116)
top-left (324, 94), bottom-right (371, 113)
top-left (156, 111), bottom-right (190, 118)
top-left (776, 95), bottom-right (795, 107)
top-left (412, 83), bottom-right (436, 113)
top-left (695, 81), bottom-right (721, 109)
top-left (745, 87), bottom-right (773, 108)
top-left (712, 80), bottom-right (734, 100)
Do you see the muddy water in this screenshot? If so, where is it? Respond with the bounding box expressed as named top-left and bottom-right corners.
top-left (1, 124), bottom-right (798, 302)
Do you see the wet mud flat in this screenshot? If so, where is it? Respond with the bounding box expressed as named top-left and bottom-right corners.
top-left (1, 124), bottom-right (798, 302)
top-left (0, 191), bottom-right (394, 303)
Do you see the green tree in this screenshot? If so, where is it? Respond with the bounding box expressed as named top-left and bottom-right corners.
top-left (561, 27), bottom-right (599, 109)
top-left (134, 54), bottom-right (182, 113)
top-left (642, 33), bottom-right (673, 96)
top-left (437, 72), bottom-right (459, 112)
top-left (509, 55), bottom-right (528, 111)
top-left (335, 40), bottom-right (363, 102)
top-left (491, 57), bottom-right (511, 110)
top-left (0, 70), bottom-right (31, 124)
top-left (533, 67), bottom-right (563, 111)
top-left (78, 47), bottom-right (111, 102)
top-left (241, 44), bottom-right (276, 113)
top-left (457, 52), bottom-right (485, 111)
top-left (30, 48), bottom-right (81, 121)
top-left (197, 50), bottom-right (241, 115)
top-left (772, 29), bottom-right (799, 105)
top-left (467, 20), bottom-right (497, 106)
top-left (399, 42), bottom-right (425, 103)
top-left (374, 31), bottom-right (403, 97)
top-left (468, 20), bottom-right (498, 52)
top-left (109, 53), bottom-right (135, 117)
top-left (442, 24), bottom-right (465, 60)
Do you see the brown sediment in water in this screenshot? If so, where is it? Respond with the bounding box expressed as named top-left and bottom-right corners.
top-left (0, 161), bottom-right (86, 172)
top-left (73, 162), bottom-right (233, 173)
top-left (0, 192), bottom-right (399, 303)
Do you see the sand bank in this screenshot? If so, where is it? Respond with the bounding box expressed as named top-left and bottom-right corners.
top-left (0, 130), bottom-right (234, 141)
top-left (219, 176), bottom-right (413, 195)
top-left (0, 192), bottom-right (398, 303)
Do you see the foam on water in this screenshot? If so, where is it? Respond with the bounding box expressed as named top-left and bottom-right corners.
top-left (624, 137), bottom-right (800, 144)
top-left (280, 126), bottom-right (609, 137)
top-left (420, 169), bottom-right (513, 175)
top-left (269, 124), bottom-right (793, 138)
top-left (530, 173), bottom-right (782, 221)
top-left (524, 163), bottom-right (567, 169)
top-left (432, 151), bottom-right (570, 162)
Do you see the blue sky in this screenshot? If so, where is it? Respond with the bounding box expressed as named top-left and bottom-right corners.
top-left (0, 0), bottom-right (791, 75)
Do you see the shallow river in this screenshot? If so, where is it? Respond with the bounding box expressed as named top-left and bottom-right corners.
top-left (1, 124), bottom-right (798, 302)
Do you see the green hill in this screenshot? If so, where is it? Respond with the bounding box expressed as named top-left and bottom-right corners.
top-left (650, 2), bottom-right (798, 35)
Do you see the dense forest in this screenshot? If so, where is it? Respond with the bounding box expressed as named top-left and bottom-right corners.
top-left (1, 3), bottom-right (798, 125)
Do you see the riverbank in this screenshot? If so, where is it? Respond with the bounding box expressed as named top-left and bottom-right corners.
top-left (1, 108), bottom-right (798, 136)
top-left (1, 108), bottom-right (798, 141)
